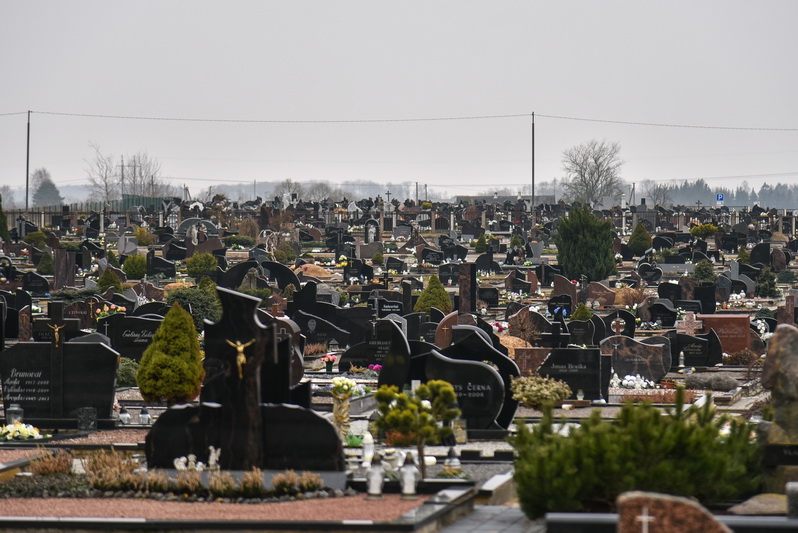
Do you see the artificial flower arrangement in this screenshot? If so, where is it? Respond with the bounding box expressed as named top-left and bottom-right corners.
top-left (320, 353), bottom-right (337, 363)
top-left (330, 376), bottom-right (357, 398)
top-left (95, 304), bottom-right (126, 318)
top-left (0, 421), bottom-right (47, 441)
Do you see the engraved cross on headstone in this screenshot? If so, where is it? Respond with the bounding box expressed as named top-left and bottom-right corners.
top-left (635, 505), bottom-right (656, 533)
top-left (676, 311), bottom-right (703, 336)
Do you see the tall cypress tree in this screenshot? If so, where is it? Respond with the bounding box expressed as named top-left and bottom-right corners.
top-left (0, 195), bottom-right (9, 243)
top-left (555, 206), bottom-right (615, 282)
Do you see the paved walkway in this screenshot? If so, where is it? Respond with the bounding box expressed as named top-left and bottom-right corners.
top-left (439, 505), bottom-right (545, 533)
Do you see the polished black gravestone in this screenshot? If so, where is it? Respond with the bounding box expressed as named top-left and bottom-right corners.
top-left (146, 250), bottom-right (177, 278)
top-left (440, 329), bottom-right (519, 430)
top-left (0, 327), bottom-right (118, 425)
top-left (22, 271), bottom-right (50, 295)
top-left (131, 301), bottom-right (170, 317)
top-left (425, 349), bottom-right (505, 431)
top-left (602, 309), bottom-right (636, 337)
top-left (32, 301), bottom-right (82, 345)
top-left (98, 313), bottom-right (163, 361)
top-left (648, 299), bottom-right (678, 327)
top-left (339, 320), bottom-right (412, 389)
top-left (600, 335), bottom-right (671, 383)
top-left (675, 333), bottom-right (709, 368)
top-left (292, 309), bottom-right (351, 348)
top-left (260, 261), bottom-right (301, 291)
top-left (148, 288), bottom-right (344, 473)
top-left (538, 347), bottom-right (611, 401)
top-left (567, 319), bottom-right (595, 347)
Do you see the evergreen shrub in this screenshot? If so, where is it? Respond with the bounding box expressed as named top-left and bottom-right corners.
top-left (0, 195), bottom-right (9, 242)
top-left (36, 250), bottom-right (54, 275)
top-left (756, 267), bottom-right (780, 298)
top-left (474, 234), bottom-right (487, 253)
top-left (166, 284), bottom-right (222, 331)
top-left (371, 252), bottom-right (384, 265)
top-left (186, 253), bottom-right (218, 278)
top-left (136, 303), bottom-right (204, 404)
top-left (97, 268), bottom-right (123, 293)
top-left (693, 259), bottom-right (717, 284)
top-left (570, 303), bottom-right (593, 321)
top-left (510, 375), bottom-right (572, 409)
top-left (116, 357), bottom-right (139, 388)
top-left (106, 250), bottom-right (120, 268)
top-left (777, 270), bottom-right (796, 284)
top-left (737, 247), bottom-right (751, 265)
top-left (223, 235), bottom-right (255, 248)
top-left (122, 254), bottom-right (147, 279)
top-left (627, 223), bottom-right (652, 257)
top-left (413, 274), bottom-right (452, 314)
top-left (690, 223), bottom-right (719, 239)
top-left (23, 231), bottom-right (46, 248)
top-left (511, 389), bottom-right (760, 519)
top-left (555, 206), bottom-right (615, 282)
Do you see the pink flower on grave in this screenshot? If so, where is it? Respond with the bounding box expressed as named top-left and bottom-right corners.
top-left (95, 308), bottom-right (101, 314)
top-left (110, 304), bottom-right (117, 310)
top-left (119, 307), bottom-right (126, 313)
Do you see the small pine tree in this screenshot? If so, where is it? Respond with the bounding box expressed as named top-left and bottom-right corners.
top-left (122, 254), bottom-right (147, 279)
top-left (627, 223), bottom-right (652, 257)
top-left (509, 234), bottom-right (523, 249)
top-left (570, 302), bottom-right (593, 321)
top-left (186, 253), bottom-right (218, 278)
top-left (137, 303), bottom-right (204, 404)
top-left (474, 234), bottom-right (487, 253)
top-left (36, 250), bottom-right (54, 275)
top-left (0, 195), bottom-right (10, 243)
top-left (106, 250), bottom-right (120, 268)
top-left (693, 259), bottom-right (717, 285)
top-left (97, 267), bottom-right (123, 292)
top-left (756, 267), bottom-right (780, 298)
top-left (737, 247), bottom-right (751, 265)
top-left (414, 274), bottom-right (452, 314)
top-left (555, 206), bottom-right (615, 282)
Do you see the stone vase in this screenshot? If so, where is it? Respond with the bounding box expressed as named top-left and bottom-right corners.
top-left (332, 392), bottom-right (352, 441)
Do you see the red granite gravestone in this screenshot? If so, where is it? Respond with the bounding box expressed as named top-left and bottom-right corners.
top-left (512, 347), bottom-right (550, 376)
top-left (617, 491), bottom-right (731, 533)
top-left (699, 314), bottom-right (750, 354)
top-left (526, 270), bottom-right (539, 293)
top-left (586, 282), bottom-right (616, 307)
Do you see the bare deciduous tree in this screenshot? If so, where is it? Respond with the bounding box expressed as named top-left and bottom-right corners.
top-left (561, 139), bottom-right (624, 206)
top-left (85, 143), bottom-right (119, 204)
top-left (642, 180), bottom-right (673, 207)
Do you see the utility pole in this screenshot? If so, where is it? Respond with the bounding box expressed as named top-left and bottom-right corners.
top-left (424, 184), bottom-right (428, 202)
top-left (531, 112), bottom-right (535, 225)
top-left (25, 110), bottom-right (30, 211)
top-left (415, 182), bottom-right (419, 206)
top-left (120, 156), bottom-right (126, 199)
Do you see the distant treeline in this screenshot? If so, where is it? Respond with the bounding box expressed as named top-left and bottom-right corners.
top-left (645, 179), bottom-right (798, 210)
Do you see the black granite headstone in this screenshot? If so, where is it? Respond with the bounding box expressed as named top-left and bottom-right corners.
top-left (538, 347), bottom-right (610, 401)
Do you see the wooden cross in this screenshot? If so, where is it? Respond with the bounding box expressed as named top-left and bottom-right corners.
top-left (635, 505), bottom-right (656, 533)
top-left (676, 311), bottom-right (703, 336)
top-left (226, 338), bottom-right (256, 379)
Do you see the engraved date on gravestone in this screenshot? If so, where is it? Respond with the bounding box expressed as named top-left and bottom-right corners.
top-left (3, 368), bottom-right (50, 405)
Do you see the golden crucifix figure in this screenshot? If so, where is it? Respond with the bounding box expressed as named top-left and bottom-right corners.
top-left (47, 323), bottom-right (66, 347)
top-left (225, 338), bottom-right (256, 379)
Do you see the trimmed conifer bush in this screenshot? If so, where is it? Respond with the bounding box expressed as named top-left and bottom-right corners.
top-left (570, 302), bottom-right (593, 321)
top-left (122, 254), bottom-right (147, 279)
top-left (555, 206), bottom-right (615, 282)
top-left (36, 250), bottom-right (54, 275)
top-left (737, 247), bottom-right (751, 265)
top-left (97, 267), bottom-right (123, 292)
top-left (0, 195), bottom-right (10, 243)
top-left (106, 250), bottom-right (120, 268)
top-left (185, 253), bottom-right (218, 279)
top-left (474, 234), bottom-right (487, 253)
top-left (756, 267), bottom-right (780, 298)
top-left (693, 259), bottom-right (717, 285)
top-left (166, 284), bottom-right (222, 331)
top-left (413, 274), bottom-right (452, 314)
top-left (137, 303), bottom-right (204, 405)
top-left (512, 389), bottom-right (760, 518)
top-left (627, 223), bottom-right (652, 257)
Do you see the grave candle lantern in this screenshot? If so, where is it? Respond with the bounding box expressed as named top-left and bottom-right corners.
top-left (6, 403), bottom-right (23, 424)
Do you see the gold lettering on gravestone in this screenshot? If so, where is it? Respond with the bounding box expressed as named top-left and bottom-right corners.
top-left (225, 339), bottom-right (256, 379)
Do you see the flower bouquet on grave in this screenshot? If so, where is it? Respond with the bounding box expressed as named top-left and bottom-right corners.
top-left (0, 421), bottom-right (47, 441)
top-left (320, 353), bottom-right (337, 372)
top-left (331, 377), bottom-right (356, 441)
top-left (95, 304), bottom-right (126, 319)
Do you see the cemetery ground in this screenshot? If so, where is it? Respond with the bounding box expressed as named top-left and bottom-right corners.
top-left (2, 202), bottom-right (798, 531)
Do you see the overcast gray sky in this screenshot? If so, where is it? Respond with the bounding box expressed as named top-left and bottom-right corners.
top-left (1, 0), bottom-right (797, 201)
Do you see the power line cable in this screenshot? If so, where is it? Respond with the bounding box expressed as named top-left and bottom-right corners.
top-left (1, 109), bottom-right (795, 131)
